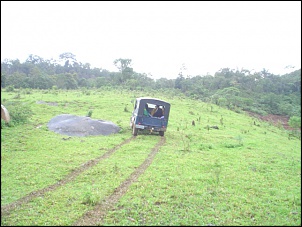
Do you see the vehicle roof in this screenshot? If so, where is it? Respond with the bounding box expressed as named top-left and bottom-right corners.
top-left (136, 97), bottom-right (169, 104)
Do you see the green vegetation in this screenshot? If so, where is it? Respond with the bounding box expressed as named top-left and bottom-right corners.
top-left (1, 54), bottom-right (301, 118)
top-left (1, 88), bottom-right (300, 226)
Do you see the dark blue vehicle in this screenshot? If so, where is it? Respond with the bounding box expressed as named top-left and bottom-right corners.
top-left (130, 97), bottom-right (171, 136)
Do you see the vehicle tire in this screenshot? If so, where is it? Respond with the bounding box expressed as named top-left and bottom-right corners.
top-left (159, 131), bottom-right (164, 136)
top-left (132, 125), bottom-right (138, 136)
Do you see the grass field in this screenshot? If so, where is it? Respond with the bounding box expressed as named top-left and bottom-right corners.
top-left (1, 88), bottom-right (301, 226)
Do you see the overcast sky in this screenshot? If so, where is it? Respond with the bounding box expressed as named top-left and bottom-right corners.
top-left (1, 1), bottom-right (301, 79)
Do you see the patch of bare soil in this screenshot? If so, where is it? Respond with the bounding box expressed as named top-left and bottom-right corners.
top-left (1, 137), bottom-right (134, 217)
top-left (246, 111), bottom-right (294, 130)
top-left (73, 136), bottom-right (166, 226)
top-left (47, 114), bottom-right (120, 136)
top-left (36, 100), bottom-right (58, 106)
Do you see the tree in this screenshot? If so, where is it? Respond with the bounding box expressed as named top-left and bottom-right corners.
top-left (59, 52), bottom-right (77, 70)
top-left (113, 58), bottom-right (133, 84)
top-left (113, 58), bottom-right (132, 74)
top-left (6, 72), bottom-right (28, 88)
top-left (59, 52), bottom-right (77, 62)
top-left (26, 54), bottom-right (44, 64)
top-left (288, 116), bottom-right (301, 129)
top-left (56, 73), bottom-right (78, 89)
top-left (1, 74), bottom-right (7, 88)
top-left (175, 75), bottom-right (184, 89)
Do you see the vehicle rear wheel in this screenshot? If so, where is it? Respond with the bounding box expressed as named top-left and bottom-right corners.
top-left (159, 131), bottom-right (164, 136)
top-left (132, 125), bottom-right (138, 136)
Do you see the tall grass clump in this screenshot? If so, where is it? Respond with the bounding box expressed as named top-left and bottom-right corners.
top-left (1, 101), bottom-right (33, 127)
top-left (86, 109), bottom-right (93, 117)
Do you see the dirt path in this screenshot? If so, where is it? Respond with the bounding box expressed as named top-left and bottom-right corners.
top-left (73, 136), bottom-right (166, 226)
top-left (1, 136), bottom-right (135, 216)
top-left (246, 111), bottom-right (295, 130)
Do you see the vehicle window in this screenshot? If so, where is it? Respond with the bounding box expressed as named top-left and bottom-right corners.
top-left (149, 104), bottom-right (156, 109)
top-left (150, 104), bottom-right (165, 117)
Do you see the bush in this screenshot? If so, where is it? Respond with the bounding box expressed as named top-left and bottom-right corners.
top-left (86, 110), bottom-right (93, 117)
top-left (4, 102), bottom-right (33, 125)
top-left (6, 85), bottom-right (15, 92)
top-left (288, 116), bottom-right (301, 129)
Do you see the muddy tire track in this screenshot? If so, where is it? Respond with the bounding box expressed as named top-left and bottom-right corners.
top-left (1, 136), bottom-right (135, 217)
top-left (73, 136), bottom-right (166, 226)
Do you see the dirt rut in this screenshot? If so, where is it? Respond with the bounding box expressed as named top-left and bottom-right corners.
top-left (1, 136), bottom-right (135, 216)
top-left (73, 136), bottom-right (166, 226)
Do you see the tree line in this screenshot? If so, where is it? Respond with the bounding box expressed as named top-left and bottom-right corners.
top-left (1, 52), bottom-right (301, 118)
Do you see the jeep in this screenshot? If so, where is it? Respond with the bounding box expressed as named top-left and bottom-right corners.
top-left (130, 97), bottom-right (171, 136)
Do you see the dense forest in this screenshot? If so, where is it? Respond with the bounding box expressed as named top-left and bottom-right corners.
top-left (1, 52), bottom-right (301, 119)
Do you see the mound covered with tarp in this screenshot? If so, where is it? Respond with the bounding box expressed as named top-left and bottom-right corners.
top-left (47, 114), bottom-right (120, 137)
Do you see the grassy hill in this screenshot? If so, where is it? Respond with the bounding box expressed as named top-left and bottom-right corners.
top-left (1, 88), bottom-right (301, 226)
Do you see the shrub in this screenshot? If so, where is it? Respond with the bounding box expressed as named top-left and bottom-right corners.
top-left (6, 85), bottom-right (15, 92)
top-left (5, 102), bottom-right (33, 125)
top-left (124, 105), bottom-right (129, 112)
top-left (288, 116), bottom-right (301, 129)
top-left (87, 110), bottom-right (93, 117)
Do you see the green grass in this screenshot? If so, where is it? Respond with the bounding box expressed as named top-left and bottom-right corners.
top-left (1, 88), bottom-right (301, 226)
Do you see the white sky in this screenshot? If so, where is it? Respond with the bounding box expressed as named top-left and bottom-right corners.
top-left (1, 1), bottom-right (301, 79)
